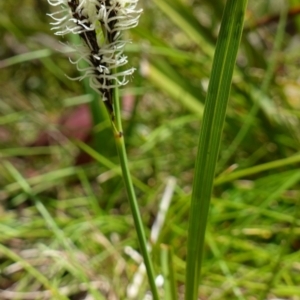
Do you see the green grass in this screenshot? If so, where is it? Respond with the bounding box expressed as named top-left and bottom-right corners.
top-left (1, 0), bottom-right (300, 299)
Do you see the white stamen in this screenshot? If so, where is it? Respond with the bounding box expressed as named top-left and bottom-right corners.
top-left (47, 0), bottom-right (142, 104)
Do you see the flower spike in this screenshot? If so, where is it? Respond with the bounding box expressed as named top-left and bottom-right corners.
top-left (47, 0), bottom-right (142, 113)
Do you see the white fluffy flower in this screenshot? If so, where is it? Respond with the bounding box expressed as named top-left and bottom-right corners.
top-left (48, 0), bottom-right (142, 112)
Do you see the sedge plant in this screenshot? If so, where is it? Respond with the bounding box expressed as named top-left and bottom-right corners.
top-left (47, 0), bottom-right (159, 299)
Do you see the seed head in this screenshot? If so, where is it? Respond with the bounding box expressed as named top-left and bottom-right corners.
top-left (48, 0), bottom-right (142, 112)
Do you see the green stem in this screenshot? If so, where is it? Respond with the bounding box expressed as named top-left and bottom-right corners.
top-left (112, 87), bottom-right (159, 300)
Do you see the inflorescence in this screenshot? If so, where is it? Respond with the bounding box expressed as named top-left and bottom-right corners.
top-left (48, 0), bottom-right (142, 113)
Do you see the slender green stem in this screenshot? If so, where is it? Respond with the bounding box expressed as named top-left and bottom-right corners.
top-left (112, 87), bottom-right (159, 300)
top-left (185, 1), bottom-right (248, 299)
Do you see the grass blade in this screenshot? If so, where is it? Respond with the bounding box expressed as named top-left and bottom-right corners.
top-left (185, 1), bottom-right (248, 299)
top-left (160, 244), bottom-right (178, 300)
top-left (215, 152), bottom-right (300, 185)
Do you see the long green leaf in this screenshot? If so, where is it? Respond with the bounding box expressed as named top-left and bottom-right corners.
top-left (185, 1), bottom-right (248, 299)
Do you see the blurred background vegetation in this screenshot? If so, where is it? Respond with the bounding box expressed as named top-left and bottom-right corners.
top-left (1, 0), bottom-right (300, 299)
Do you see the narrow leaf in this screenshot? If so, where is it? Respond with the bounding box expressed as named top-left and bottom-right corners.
top-left (185, 1), bottom-right (248, 299)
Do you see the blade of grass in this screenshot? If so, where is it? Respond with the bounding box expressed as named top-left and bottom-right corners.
top-left (0, 146), bottom-right (55, 157)
top-left (3, 166), bottom-right (78, 195)
top-left (185, 1), bottom-right (248, 299)
top-left (215, 152), bottom-right (300, 185)
top-left (0, 49), bottom-right (52, 68)
top-left (160, 244), bottom-right (178, 300)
